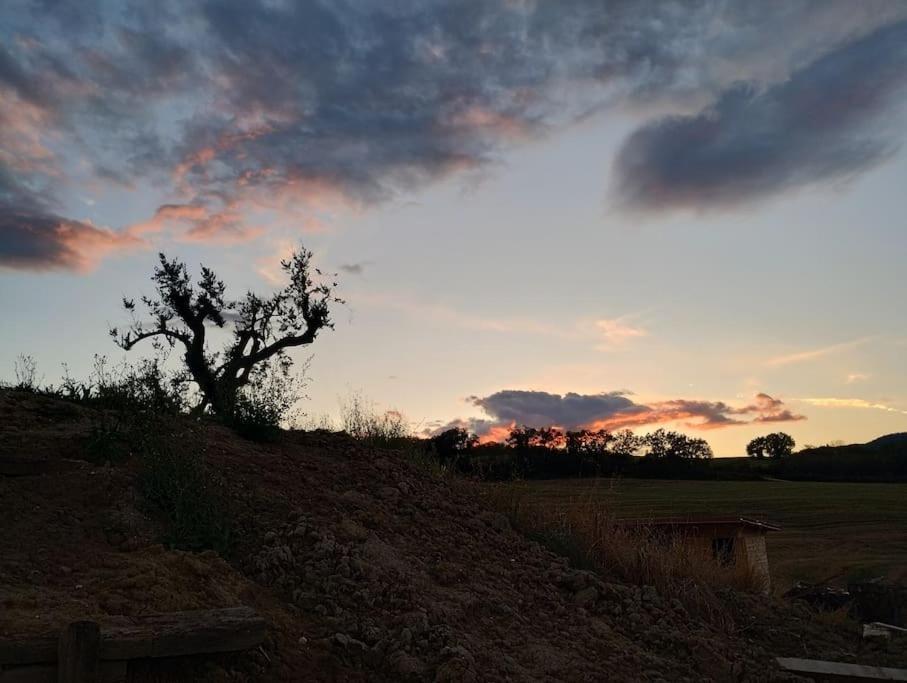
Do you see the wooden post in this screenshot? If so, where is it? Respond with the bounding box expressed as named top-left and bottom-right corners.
top-left (57, 621), bottom-right (100, 683)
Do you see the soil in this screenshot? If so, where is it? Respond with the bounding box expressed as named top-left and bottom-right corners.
top-left (1, 389), bottom-right (904, 681)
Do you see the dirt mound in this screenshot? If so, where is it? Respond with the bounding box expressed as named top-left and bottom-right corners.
top-left (0, 390), bottom-right (900, 680)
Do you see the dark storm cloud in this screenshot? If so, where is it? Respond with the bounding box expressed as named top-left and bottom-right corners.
top-left (1, 0), bottom-right (906, 270)
top-left (470, 390), bottom-right (644, 429)
top-left (0, 207), bottom-right (142, 271)
top-left (614, 20), bottom-right (907, 211)
top-left (454, 389), bottom-right (804, 438)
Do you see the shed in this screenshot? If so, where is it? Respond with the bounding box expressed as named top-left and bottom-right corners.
top-left (620, 516), bottom-right (781, 595)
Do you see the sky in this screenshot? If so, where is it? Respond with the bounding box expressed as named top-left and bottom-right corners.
top-left (1, 0), bottom-right (907, 455)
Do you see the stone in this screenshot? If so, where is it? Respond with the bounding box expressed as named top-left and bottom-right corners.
top-left (574, 587), bottom-right (599, 607)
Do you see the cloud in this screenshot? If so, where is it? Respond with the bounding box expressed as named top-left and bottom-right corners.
top-left (2, 2), bottom-right (906, 269)
top-left (0, 207), bottom-right (144, 271)
top-left (450, 389), bottom-right (804, 439)
top-left (845, 372), bottom-right (870, 384)
top-left (764, 337), bottom-right (872, 368)
top-left (595, 317), bottom-right (647, 350)
top-left (339, 261), bottom-right (372, 275)
top-left (798, 397), bottom-right (907, 415)
top-left (613, 20), bottom-right (907, 212)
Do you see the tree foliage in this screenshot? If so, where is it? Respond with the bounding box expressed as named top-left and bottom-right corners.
top-left (111, 246), bottom-right (341, 418)
top-left (746, 432), bottom-right (795, 459)
top-left (642, 428), bottom-right (713, 460)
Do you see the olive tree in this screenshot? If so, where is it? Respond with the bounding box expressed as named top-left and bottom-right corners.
top-left (111, 246), bottom-right (341, 418)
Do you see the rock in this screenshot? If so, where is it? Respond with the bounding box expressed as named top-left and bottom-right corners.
top-left (362, 537), bottom-right (408, 574)
top-left (338, 517), bottom-right (369, 542)
top-left (378, 486), bottom-right (401, 500)
top-left (574, 587), bottom-right (599, 607)
top-left (391, 651), bottom-right (424, 676)
top-left (490, 513), bottom-right (510, 532)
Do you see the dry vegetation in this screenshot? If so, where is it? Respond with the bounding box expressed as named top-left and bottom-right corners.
top-left (485, 483), bottom-right (761, 630)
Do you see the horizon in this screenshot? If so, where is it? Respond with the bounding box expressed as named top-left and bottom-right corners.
top-left (2, 1), bottom-right (907, 455)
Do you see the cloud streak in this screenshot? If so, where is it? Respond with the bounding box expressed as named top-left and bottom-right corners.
top-left (798, 397), bottom-right (907, 416)
top-left (764, 337), bottom-right (872, 368)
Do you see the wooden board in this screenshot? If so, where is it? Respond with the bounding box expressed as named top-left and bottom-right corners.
top-left (777, 657), bottom-right (907, 681)
top-left (0, 661), bottom-right (126, 683)
top-left (0, 607), bottom-right (266, 666)
top-left (0, 457), bottom-right (82, 477)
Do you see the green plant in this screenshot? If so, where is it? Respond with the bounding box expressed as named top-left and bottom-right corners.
top-left (137, 428), bottom-right (230, 552)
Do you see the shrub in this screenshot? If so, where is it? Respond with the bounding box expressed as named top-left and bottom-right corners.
top-left (137, 424), bottom-right (230, 552)
top-left (229, 355), bottom-right (306, 441)
top-left (13, 354), bottom-right (41, 391)
top-left (340, 392), bottom-right (410, 448)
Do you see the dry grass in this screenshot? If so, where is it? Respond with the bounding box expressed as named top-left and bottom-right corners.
top-left (486, 481), bottom-right (762, 629)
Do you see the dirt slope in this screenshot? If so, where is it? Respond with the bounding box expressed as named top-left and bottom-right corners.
top-left (0, 390), bottom-right (900, 681)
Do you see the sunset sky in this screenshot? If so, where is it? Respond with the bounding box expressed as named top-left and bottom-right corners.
top-left (2, 1), bottom-right (906, 455)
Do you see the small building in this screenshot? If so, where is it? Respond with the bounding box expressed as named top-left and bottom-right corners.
top-left (621, 516), bottom-right (781, 595)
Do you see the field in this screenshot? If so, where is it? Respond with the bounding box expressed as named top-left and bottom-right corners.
top-left (505, 478), bottom-right (907, 592)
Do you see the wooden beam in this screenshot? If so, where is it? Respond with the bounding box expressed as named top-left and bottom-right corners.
top-left (57, 622), bottom-right (99, 683)
top-left (0, 661), bottom-right (126, 683)
top-left (0, 607), bottom-right (265, 666)
top-left (777, 657), bottom-right (907, 681)
top-left (0, 457), bottom-right (82, 477)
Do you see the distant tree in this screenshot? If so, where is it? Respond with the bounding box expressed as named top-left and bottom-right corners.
top-left (746, 432), bottom-right (795, 459)
top-left (610, 429), bottom-right (642, 457)
top-left (505, 426), bottom-right (564, 450)
top-left (111, 246), bottom-right (341, 418)
top-left (430, 427), bottom-right (478, 467)
top-left (565, 429), bottom-right (613, 457)
top-left (643, 429), bottom-right (713, 459)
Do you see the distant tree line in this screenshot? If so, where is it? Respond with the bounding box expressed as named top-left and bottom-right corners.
top-left (427, 427), bottom-right (907, 482)
top-left (427, 425), bottom-right (714, 481)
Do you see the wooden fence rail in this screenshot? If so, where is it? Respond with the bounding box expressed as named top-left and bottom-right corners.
top-left (0, 607), bottom-right (266, 682)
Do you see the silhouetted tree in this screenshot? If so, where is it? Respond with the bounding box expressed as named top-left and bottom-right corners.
top-left (430, 427), bottom-right (478, 468)
top-left (610, 429), bottom-right (642, 457)
top-left (643, 429), bottom-right (713, 459)
top-left (746, 432), bottom-right (795, 459)
top-left (111, 246), bottom-right (341, 417)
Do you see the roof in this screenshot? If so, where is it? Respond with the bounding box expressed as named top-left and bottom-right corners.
top-left (617, 516), bottom-right (782, 532)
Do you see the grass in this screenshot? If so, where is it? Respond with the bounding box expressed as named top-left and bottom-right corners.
top-left (500, 477), bottom-right (907, 592)
top-left (485, 481), bottom-right (761, 629)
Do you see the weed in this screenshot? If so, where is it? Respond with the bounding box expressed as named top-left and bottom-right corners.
top-left (339, 391), bottom-right (410, 448)
top-left (137, 425), bottom-right (231, 552)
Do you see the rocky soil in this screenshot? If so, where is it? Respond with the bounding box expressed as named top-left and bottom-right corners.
top-left (1, 389), bottom-right (902, 681)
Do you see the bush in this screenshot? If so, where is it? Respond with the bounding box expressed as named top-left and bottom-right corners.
top-left (340, 392), bottom-right (410, 448)
top-left (229, 355), bottom-right (305, 441)
top-left (137, 424), bottom-right (230, 552)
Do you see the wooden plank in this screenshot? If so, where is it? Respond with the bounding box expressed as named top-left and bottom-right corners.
top-left (0, 457), bottom-right (82, 477)
top-left (777, 657), bottom-right (907, 681)
top-left (57, 622), bottom-right (100, 683)
top-left (0, 607), bottom-right (265, 666)
top-left (98, 607), bottom-right (266, 660)
top-left (0, 662), bottom-right (126, 683)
